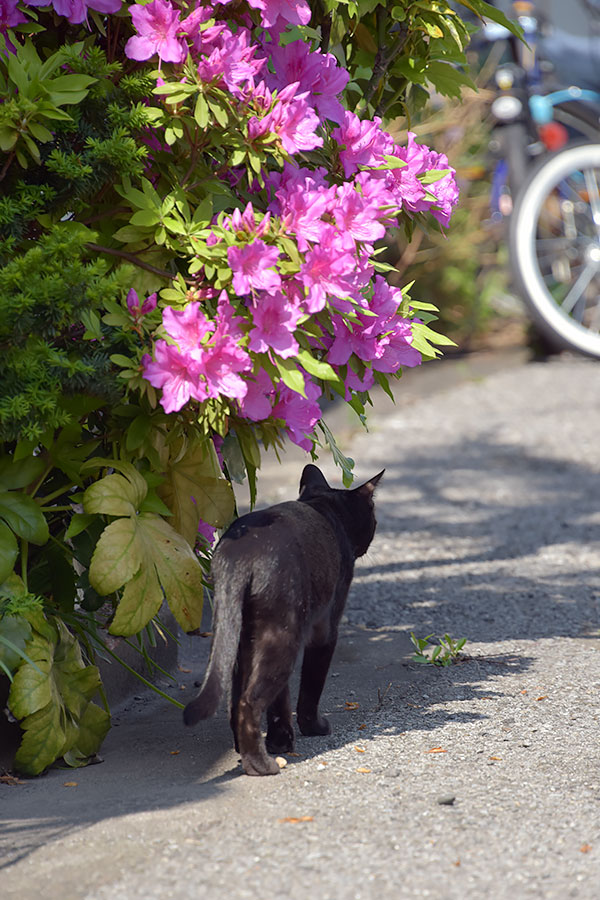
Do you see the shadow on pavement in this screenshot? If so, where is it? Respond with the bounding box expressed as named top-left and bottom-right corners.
top-left (351, 435), bottom-right (600, 644)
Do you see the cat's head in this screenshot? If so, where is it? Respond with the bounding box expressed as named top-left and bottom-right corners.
top-left (299, 465), bottom-right (384, 557)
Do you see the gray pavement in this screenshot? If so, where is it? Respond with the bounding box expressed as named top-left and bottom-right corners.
top-left (2, 351), bottom-right (600, 899)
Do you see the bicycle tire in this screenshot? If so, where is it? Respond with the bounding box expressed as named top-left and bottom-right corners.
top-left (509, 142), bottom-right (600, 357)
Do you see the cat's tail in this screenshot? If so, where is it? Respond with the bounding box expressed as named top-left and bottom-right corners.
top-left (182, 577), bottom-right (243, 727)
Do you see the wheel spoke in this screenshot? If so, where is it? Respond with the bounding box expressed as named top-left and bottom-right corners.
top-left (583, 168), bottom-right (600, 234)
top-left (559, 263), bottom-right (597, 314)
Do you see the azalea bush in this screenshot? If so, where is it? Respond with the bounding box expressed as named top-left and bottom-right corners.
top-left (0, 0), bottom-right (517, 775)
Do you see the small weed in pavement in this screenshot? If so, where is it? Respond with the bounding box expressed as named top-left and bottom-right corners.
top-left (410, 632), bottom-right (467, 667)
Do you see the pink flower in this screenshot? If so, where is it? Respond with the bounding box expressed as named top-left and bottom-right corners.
top-left (299, 226), bottom-right (359, 313)
top-left (196, 27), bottom-right (266, 93)
top-left (142, 344), bottom-right (207, 414)
top-left (267, 41), bottom-right (349, 124)
top-left (327, 315), bottom-right (379, 366)
top-left (251, 84), bottom-right (323, 155)
top-left (125, 0), bottom-right (187, 64)
top-left (26, 0), bottom-right (120, 24)
top-left (247, 0), bottom-right (311, 29)
top-left (272, 377), bottom-right (322, 451)
top-left (163, 302), bottom-right (212, 353)
top-left (227, 240), bottom-right (281, 295)
top-left (268, 91), bottom-right (323, 154)
top-left (214, 290), bottom-right (245, 341)
top-left (197, 517), bottom-right (216, 548)
top-left (1, 0), bottom-right (26, 45)
top-left (389, 133), bottom-right (459, 225)
top-left (332, 183), bottom-right (386, 243)
top-left (127, 289), bottom-right (157, 317)
top-left (332, 111), bottom-right (395, 178)
top-left (374, 318), bottom-right (422, 372)
top-left (247, 290), bottom-right (301, 358)
top-left (223, 202), bottom-right (271, 239)
top-left (268, 164), bottom-right (334, 252)
top-left (237, 369), bottom-right (275, 421)
top-left (199, 333), bottom-right (251, 400)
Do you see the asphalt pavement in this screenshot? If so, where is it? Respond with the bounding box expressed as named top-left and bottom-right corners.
top-left (1, 349), bottom-right (599, 899)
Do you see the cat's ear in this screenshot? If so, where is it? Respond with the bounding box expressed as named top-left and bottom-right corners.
top-left (354, 469), bottom-right (385, 497)
top-left (299, 464), bottom-right (330, 496)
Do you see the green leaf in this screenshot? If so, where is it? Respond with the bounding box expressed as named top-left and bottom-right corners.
top-left (108, 563), bottom-right (163, 636)
top-left (27, 120), bottom-right (53, 142)
top-left (13, 700), bottom-right (66, 776)
top-left (296, 350), bottom-right (342, 384)
top-left (68, 700), bottom-right (110, 760)
top-left (65, 513), bottom-right (95, 540)
top-left (126, 414), bottom-right (153, 452)
top-left (157, 438), bottom-right (235, 542)
top-left (274, 357), bottom-right (306, 397)
top-left (8, 628), bottom-right (55, 719)
top-left (194, 93), bottom-right (209, 128)
top-left (80, 459), bottom-right (149, 507)
top-left (318, 421), bottom-right (354, 487)
top-left (420, 168), bottom-right (451, 185)
top-left (130, 209), bottom-right (161, 227)
top-left (0, 455), bottom-right (45, 491)
top-left (83, 473), bottom-right (141, 517)
top-left (0, 492), bottom-right (49, 545)
top-left (0, 614), bottom-right (32, 675)
top-left (221, 432), bottom-right (246, 485)
top-left (9, 616), bottom-right (109, 775)
top-left (136, 514), bottom-right (205, 633)
top-left (89, 517), bottom-right (142, 596)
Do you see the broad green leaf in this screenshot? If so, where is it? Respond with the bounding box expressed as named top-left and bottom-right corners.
top-left (420, 168), bottom-right (451, 185)
top-left (89, 517), bottom-right (143, 595)
top-left (83, 473), bottom-right (140, 517)
top-left (27, 120), bottom-right (53, 142)
top-left (13, 700), bottom-right (66, 776)
top-left (0, 614), bottom-right (32, 674)
top-left (0, 521), bottom-right (19, 583)
top-left (130, 209), bottom-right (161, 227)
top-left (8, 629), bottom-right (55, 719)
top-left (296, 350), bottom-right (342, 384)
top-left (0, 492), bottom-right (49, 545)
top-left (0, 456), bottom-right (45, 491)
top-left (194, 93), bottom-right (209, 128)
top-left (158, 438), bottom-right (234, 542)
top-left (221, 432), bottom-right (246, 484)
top-left (126, 414), bottom-right (152, 452)
top-left (108, 562), bottom-right (163, 636)
top-left (275, 357), bottom-right (306, 397)
top-left (80, 459), bottom-right (148, 508)
top-left (137, 514), bottom-right (205, 632)
top-left (67, 700), bottom-right (110, 761)
top-left (9, 616), bottom-right (109, 775)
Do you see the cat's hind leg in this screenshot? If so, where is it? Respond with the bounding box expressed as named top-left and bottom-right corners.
top-left (297, 641), bottom-right (336, 736)
top-left (235, 632), bottom-right (297, 776)
top-left (266, 686), bottom-right (295, 754)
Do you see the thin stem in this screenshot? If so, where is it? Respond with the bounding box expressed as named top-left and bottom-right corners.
top-left (20, 541), bottom-right (28, 590)
top-left (100, 641), bottom-right (185, 709)
top-left (85, 242), bottom-right (174, 280)
top-left (0, 150), bottom-right (15, 183)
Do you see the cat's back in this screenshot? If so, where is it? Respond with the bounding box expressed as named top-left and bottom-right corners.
top-left (217, 500), bottom-right (332, 553)
top-left (213, 499), bottom-right (339, 579)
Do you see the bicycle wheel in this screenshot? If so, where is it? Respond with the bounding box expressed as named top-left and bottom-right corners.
top-left (509, 142), bottom-right (600, 357)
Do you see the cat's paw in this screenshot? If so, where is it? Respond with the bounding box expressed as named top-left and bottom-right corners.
top-left (266, 721), bottom-right (295, 754)
top-left (297, 714), bottom-right (331, 736)
top-left (241, 753), bottom-right (281, 776)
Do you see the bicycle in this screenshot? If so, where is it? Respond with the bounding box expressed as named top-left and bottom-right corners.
top-left (483, 1), bottom-right (600, 357)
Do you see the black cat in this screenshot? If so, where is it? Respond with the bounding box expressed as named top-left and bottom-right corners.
top-left (183, 463), bottom-right (384, 776)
